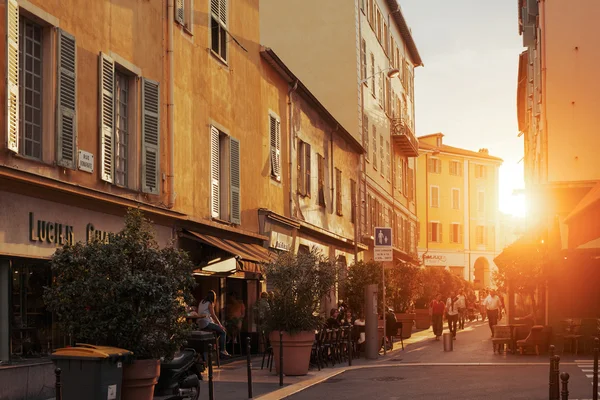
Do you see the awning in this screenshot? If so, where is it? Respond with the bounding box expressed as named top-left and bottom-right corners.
top-left (182, 230), bottom-right (275, 274)
top-left (564, 181), bottom-right (600, 249)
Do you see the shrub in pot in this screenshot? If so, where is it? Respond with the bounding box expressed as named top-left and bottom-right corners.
top-left (44, 209), bottom-right (195, 400)
top-left (263, 248), bottom-right (337, 376)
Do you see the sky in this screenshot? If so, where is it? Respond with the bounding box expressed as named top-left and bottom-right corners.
top-left (400, 0), bottom-right (527, 217)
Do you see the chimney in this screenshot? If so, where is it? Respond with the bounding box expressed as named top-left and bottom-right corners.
top-left (478, 148), bottom-right (489, 155)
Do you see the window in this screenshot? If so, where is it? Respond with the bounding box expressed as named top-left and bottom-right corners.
top-left (478, 190), bottom-right (485, 212)
top-left (210, 125), bottom-right (241, 224)
top-left (449, 160), bottom-right (462, 176)
top-left (370, 53), bottom-right (375, 95)
top-left (175, 0), bottom-right (193, 31)
top-left (367, 0), bottom-right (374, 26)
top-left (475, 164), bottom-right (487, 178)
top-left (210, 0), bottom-right (228, 62)
top-left (297, 140), bottom-right (311, 197)
top-left (430, 186), bottom-right (439, 208)
top-left (372, 125), bottom-right (377, 169)
top-left (379, 135), bottom-right (384, 175)
top-left (317, 153), bottom-right (326, 207)
top-left (376, 7), bottom-right (382, 42)
top-left (452, 188), bottom-right (460, 210)
top-left (402, 158), bottom-right (408, 195)
top-left (100, 54), bottom-right (158, 193)
top-left (368, 194), bottom-right (374, 232)
top-left (361, 39), bottom-right (367, 82)
top-left (269, 112), bottom-right (281, 181)
top-left (385, 76), bottom-right (391, 115)
top-left (385, 141), bottom-right (390, 180)
top-left (335, 168), bottom-right (343, 216)
top-left (363, 114), bottom-right (369, 160)
top-left (428, 222), bottom-right (442, 243)
top-left (408, 167), bottom-right (414, 201)
top-left (114, 71), bottom-right (130, 186)
top-left (18, 18), bottom-right (43, 160)
top-left (350, 179), bottom-right (357, 224)
top-left (404, 217), bottom-right (410, 250)
top-left (397, 156), bottom-right (404, 193)
top-left (428, 157), bottom-right (441, 173)
top-left (378, 70), bottom-right (384, 108)
top-left (476, 225), bottom-right (487, 245)
top-left (450, 223), bottom-right (462, 244)
top-left (383, 22), bottom-right (388, 54)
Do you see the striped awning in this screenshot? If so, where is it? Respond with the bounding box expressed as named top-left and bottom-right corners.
top-left (183, 230), bottom-right (275, 264)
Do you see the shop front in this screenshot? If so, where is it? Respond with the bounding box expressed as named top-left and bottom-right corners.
top-left (0, 190), bottom-right (174, 364)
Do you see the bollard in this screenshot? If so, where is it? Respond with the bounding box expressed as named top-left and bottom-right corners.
top-left (549, 345), bottom-right (556, 400)
top-left (553, 355), bottom-right (561, 400)
top-left (208, 344), bottom-right (215, 400)
top-left (55, 368), bottom-right (62, 400)
top-left (443, 332), bottom-right (453, 352)
top-left (247, 337), bottom-right (253, 399)
top-left (279, 331), bottom-right (284, 387)
top-left (560, 372), bottom-right (570, 400)
top-left (594, 337), bottom-right (599, 400)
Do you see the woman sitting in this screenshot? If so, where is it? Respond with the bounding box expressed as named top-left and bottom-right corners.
top-left (197, 290), bottom-right (231, 357)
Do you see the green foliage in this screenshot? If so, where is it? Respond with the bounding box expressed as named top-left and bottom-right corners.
top-left (414, 267), bottom-right (471, 308)
top-left (343, 260), bottom-right (382, 313)
top-left (44, 209), bottom-right (195, 360)
top-left (263, 248), bottom-right (338, 334)
top-left (386, 263), bottom-right (422, 312)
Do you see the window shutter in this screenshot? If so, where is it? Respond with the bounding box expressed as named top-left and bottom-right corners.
top-left (99, 52), bottom-right (114, 182)
top-left (141, 78), bottom-right (160, 194)
top-left (269, 115), bottom-right (281, 180)
top-left (297, 141), bottom-right (304, 194)
top-left (438, 223), bottom-right (443, 242)
top-left (459, 225), bottom-right (463, 244)
top-left (230, 137), bottom-right (241, 224)
top-left (56, 30), bottom-right (78, 169)
top-left (176, 0), bottom-right (184, 24)
top-left (305, 143), bottom-right (311, 198)
top-left (428, 222), bottom-right (432, 242)
top-left (363, 114), bottom-right (369, 155)
top-left (219, 0), bottom-right (227, 25)
top-left (6, 0), bottom-right (19, 153)
top-left (450, 225), bottom-right (454, 243)
top-left (210, 126), bottom-right (220, 218)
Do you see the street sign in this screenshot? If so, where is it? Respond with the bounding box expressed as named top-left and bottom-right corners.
top-left (374, 227), bottom-right (393, 261)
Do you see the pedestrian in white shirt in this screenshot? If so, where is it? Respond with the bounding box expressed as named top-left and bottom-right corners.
top-left (446, 292), bottom-right (459, 339)
top-left (483, 289), bottom-right (503, 337)
top-left (456, 289), bottom-right (467, 330)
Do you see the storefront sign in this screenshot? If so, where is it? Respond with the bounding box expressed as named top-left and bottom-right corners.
top-left (423, 254), bottom-right (447, 266)
top-left (269, 231), bottom-right (293, 252)
top-left (78, 150), bottom-right (94, 173)
top-left (29, 212), bottom-right (74, 246)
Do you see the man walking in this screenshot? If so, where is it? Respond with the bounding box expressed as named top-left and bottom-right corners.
top-left (456, 289), bottom-right (467, 330)
top-left (483, 289), bottom-right (503, 337)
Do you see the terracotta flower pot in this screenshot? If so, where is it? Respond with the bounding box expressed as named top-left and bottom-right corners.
top-left (269, 331), bottom-right (314, 376)
top-left (122, 359), bottom-right (160, 400)
top-left (415, 308), bottom-right (431, 329)
top-left (395, 313), bottom-right (416, 339)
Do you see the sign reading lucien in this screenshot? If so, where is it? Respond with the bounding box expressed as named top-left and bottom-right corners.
top-left (29, 212), bottom-right (115, 247)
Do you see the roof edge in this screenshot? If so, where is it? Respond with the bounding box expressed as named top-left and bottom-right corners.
top-left (386, 0), bottom-right (423, 67)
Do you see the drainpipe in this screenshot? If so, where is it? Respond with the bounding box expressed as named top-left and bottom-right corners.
top-left (288, 80), bottom-right (299, 219)
top-left (167, 0), bottom-right (175, 208)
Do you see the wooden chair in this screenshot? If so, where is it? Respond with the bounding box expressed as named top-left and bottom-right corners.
top-left (516, 325), bottom-right (545, 355)
top-left (492, 325), bottom-right (512, 353)
top-left (260, 331), bottom-right (273, 371)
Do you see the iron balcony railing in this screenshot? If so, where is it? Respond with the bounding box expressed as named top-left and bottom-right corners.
top-left (391, 118), bottom-right (419, 157)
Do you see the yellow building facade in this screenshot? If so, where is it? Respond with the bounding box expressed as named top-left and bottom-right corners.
top-left (416, 133), bottom-right (502, 288)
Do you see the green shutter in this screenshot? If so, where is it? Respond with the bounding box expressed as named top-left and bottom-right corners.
top-left (6, 0), bottom-right (19, 153)
top-left (141, 78), bottom-right (160, 195)
top-left (230, 136), bottom-right (240, 224)
top-left (56, 30), bottom-right (77, 169)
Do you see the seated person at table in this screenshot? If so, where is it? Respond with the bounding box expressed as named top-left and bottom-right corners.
top-left (341, 309), bottom-right (354, 327)
top-left (197, 290), bottom-right (231, 357)
top-left (326, 308), bottom-right (341, 329)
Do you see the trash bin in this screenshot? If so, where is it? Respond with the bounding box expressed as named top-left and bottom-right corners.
top-left (51, 344), bottom-right (133, 400)
top-left (443, 333), bottom-right (453, 352)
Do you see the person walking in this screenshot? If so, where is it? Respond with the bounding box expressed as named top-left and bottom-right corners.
top-left (446, 292), bottom-right (459, 340)
top-left (456, 289), bottom-right (467, 330)
top-left (483, 289), bottom-right (503, 337)
top-left (430, 294), bottom-right (445, 341)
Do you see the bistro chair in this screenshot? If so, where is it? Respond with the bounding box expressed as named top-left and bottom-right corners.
top-left (260, 331), bottom-right (273, 371)
top-left (492, 325), bottom-right (512, 353)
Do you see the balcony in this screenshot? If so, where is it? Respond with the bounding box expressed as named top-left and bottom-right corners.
top-left (391, 118), bottom-right (419, 157)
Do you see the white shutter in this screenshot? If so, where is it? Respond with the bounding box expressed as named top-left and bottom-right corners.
top-left (99, 52), bottom-right (114, 182)
top-left (141, 78), bottom-right (160, 194)
top-left (230, 137), bottom-right (241, 224)
top-left (176, 0), bottom-right (184, 24)
top-left (57, 30), bottom-right (77, 169)
top-left (210, 126), bottom-right (220, 218)
top-left (269, 115), bottom-right (281, 180)
top-left (6, 0), bottom-right (19, 153)
top-left (219, 0), bottom-right (227, 25)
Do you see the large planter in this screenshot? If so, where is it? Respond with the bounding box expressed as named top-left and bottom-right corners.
top-left (269, 331), bottom-right (314, 376)
top-left (415, 308), bottom-right (431, 330)
top-left (395, 313), bottom-right (416, 339)
top-left (122, 359), bottom-right (160, 400)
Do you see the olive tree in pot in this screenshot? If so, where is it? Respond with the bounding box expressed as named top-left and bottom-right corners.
top-left (44, 209), bottom-right (195, 400)
top-left (264, 248), bottom-right (337, 376)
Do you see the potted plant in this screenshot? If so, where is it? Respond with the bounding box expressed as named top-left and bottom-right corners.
top-left (44, 209), bottom-right (195, 400)
top-left (263, 248), bottom-right (337, 376)
top-left (388, 263), bottom-right (421, 338)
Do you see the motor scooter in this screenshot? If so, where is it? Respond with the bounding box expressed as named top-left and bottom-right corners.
top-left (153, 348), bottom-right (204, 400)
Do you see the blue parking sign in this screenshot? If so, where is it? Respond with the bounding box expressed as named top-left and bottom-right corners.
top-left (374, 227), bottom-right (392, 247)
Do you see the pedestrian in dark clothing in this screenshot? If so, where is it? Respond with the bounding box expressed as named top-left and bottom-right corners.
top-left (430, 294), bottom-right (445, 340)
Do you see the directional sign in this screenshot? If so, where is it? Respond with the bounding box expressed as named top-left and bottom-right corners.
top-left (374, 227), bottom-right (393, 261)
